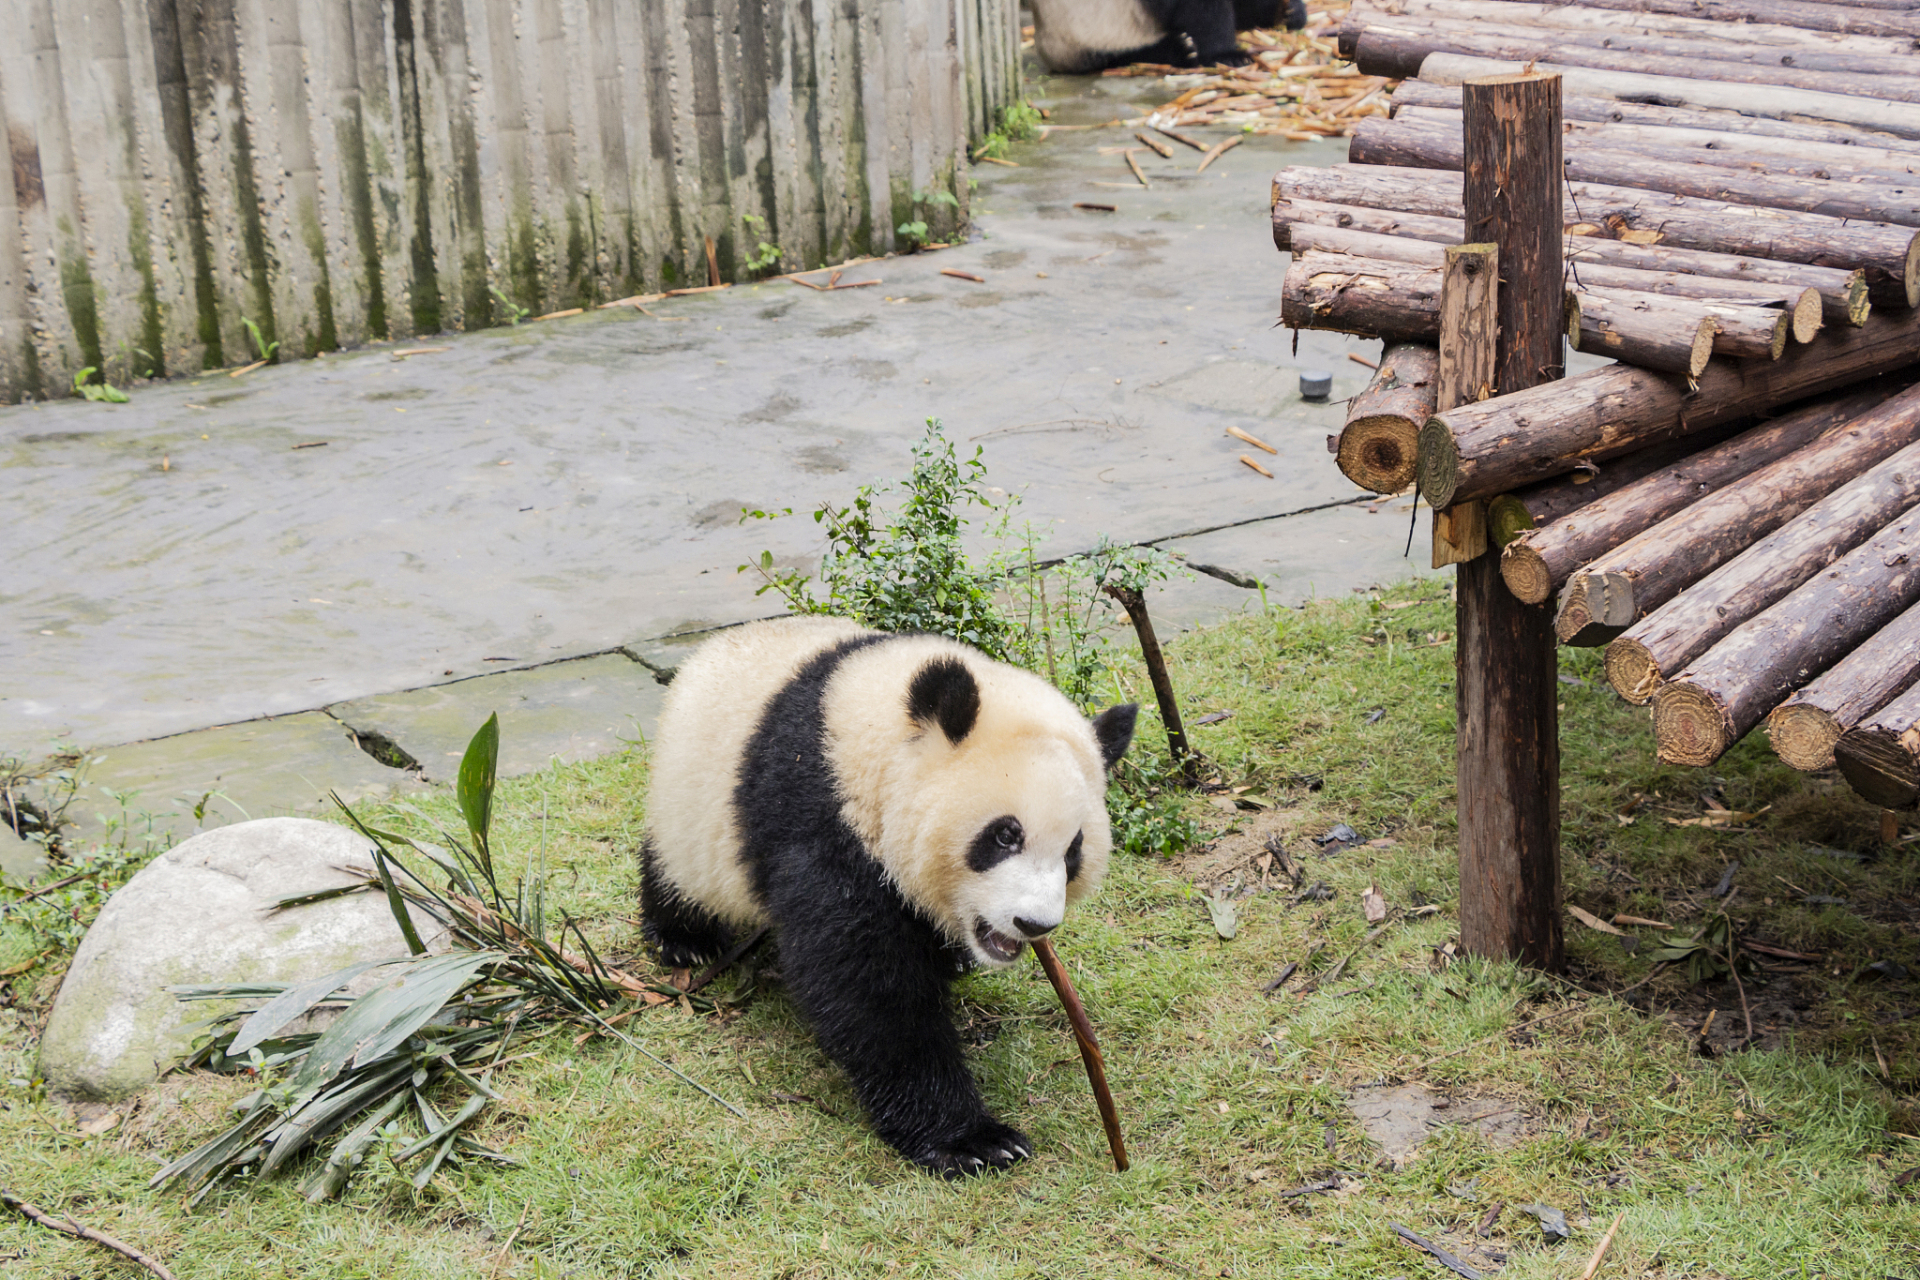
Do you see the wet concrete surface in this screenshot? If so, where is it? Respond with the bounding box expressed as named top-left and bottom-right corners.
top-left (5, 72), bottom-right (1465, 841)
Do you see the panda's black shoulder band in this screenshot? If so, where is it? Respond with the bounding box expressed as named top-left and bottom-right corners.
top-left (907, 656), bottom-right (981, 745)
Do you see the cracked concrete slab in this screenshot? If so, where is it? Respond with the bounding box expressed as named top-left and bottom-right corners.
top-left (328, 653), bottom-right (667, 783)
top-left (55, 714), bottom-right (416, 846)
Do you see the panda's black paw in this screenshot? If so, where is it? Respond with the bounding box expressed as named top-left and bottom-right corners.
top-left (915, 1120), bottom-right (1034, 1179)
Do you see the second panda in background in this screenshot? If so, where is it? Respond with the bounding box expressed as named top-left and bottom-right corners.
top-left (1030, 0), bottom-right (1308, 76)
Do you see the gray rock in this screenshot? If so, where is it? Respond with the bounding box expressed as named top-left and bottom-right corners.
top-left (37, 817), bottom-right (445, 1100)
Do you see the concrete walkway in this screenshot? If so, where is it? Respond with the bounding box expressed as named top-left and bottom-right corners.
top-left (4, 73), bottom-right (1449, 849)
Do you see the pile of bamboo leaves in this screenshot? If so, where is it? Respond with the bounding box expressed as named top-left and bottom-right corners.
top-left (151, 715), bottom-right (737, 1205)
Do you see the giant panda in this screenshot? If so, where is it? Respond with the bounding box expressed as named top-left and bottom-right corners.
top-left (640, 615), bottom-right (1137, 1177)
top-left (1029, 0), bottom-right (1309, 76)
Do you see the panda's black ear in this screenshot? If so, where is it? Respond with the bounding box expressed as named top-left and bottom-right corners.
top-left (1090, 704), bottom-right (1138, 771)
top-left (907, 657), bottom-right (981, 745)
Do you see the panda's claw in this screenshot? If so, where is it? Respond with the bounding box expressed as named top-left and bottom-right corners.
top-left (917, 1119), bottom-right (1034, 1179)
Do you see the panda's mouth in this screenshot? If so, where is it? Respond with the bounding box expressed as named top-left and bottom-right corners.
top-left (974, 919), bottom-right (1027, 964)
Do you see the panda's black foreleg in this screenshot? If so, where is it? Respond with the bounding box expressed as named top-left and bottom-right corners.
top-left (771, 870), bottom-right (1029, 1178)
top-left (638, 837), bottom-right (735, 967)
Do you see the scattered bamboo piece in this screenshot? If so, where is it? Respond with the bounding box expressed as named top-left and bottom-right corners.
top-left (229, 358), bottom-right (267, 378)
top-left (1133, 130), bottom-right (1173, 158)
top-left (940, 269), bottom-right (986, 283)
top-left (534, 308), bottom-right (583, 321)
top-left (1031, 937), bottom-right (1128, 1173)
top-left (1580, 1211), bottom-right (1627, 1280)
top-left (1125, 150), bottom-right (1151, 188)
top-left (1348, 353), bottom-right (1379, 370)
top-left (977, 155), bottom-right (1018, 167)
top-left (704, 235), bottom-right (720, 287)
top-left (1195, 135), bottom-right (1243, 173)
top-left (1154, 124), bottom-right (1208, 151)
top-left (1227, 425), bottom-right (1277, 454)
top-left (1074, 202), bottom-right (1117, 212)
top-left (1239, 454), bottom-right (1275, 478)
top-left (391, 346), bottom-right (450, 359)
top-left (2, 1191), bottom-right (178, 1280)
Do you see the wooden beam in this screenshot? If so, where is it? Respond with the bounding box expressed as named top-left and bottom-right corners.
top-left (1432, 244), bottom-right (1498, 567)
top-left (1455, 73), bottom-right (1564, 971)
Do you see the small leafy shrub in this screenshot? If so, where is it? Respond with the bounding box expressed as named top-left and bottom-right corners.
top-left (489, 285), bottom-right (531, 325)
top-left (70, 366), bottom-right (128, 403)
top-left (973, 101), bottom-right (1044, 161)
top-left (742, 214), bottom-right (782, 274)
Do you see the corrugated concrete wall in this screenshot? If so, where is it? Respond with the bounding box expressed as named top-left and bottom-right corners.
top-left (0, 0), bottom-right (1021, 402)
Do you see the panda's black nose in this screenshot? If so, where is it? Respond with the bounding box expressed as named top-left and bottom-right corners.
top-left (1013, 917), bottom-right (1057, 938)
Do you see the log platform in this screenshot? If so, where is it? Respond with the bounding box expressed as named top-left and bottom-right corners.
top-left (1283, 1), bottom-right (1920, 944)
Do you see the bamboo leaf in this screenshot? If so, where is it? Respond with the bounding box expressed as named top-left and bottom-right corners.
top-left (228, 958), bottom-right (401, 1056)
top-left (373, 849), bottom-right (428, 956)
top-left (457, 715), bottom-right (500, 871)
top-left (290, 951), bottom-right (498, 1095)
top-left (303, 1091), bottom-right (409, 1202)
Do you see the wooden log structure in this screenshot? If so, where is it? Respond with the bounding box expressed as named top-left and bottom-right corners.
top-left (1767, 599), bottom-right (1920, 770)
top-left (1349, 21), bottom-right (1920, 100)
top-left (1554, 381), bottom-right (1920, 645)
top-left (1345, 0), bottom-right (1920, 56)
top-left (1498, 383), bottom-right (1897, 605)
top-left (1338, 344), bottom-right (1440, 494)
top-left (1601, 410), bottom-right (1920, 695)
top-left (1453, 72), bottom-right (1564, 971)
top-left (1651, 503), bottom-right (1920, 767)
top-left (1416, 306), bottom-right (1920, 511)
top-left (1273, 200), bottom-right (1869, 327)
top-left (1836, 681), bottom-right (1920, 808)
top-left (1389, 80), bottom-right (1920, 154)
top-left (1348, 114), bottom-right (1920, 228)
top-left (1458, 0), bottom-right (1920, 40)
top-left (1345, 13), bottom-right (1920, 79)
top-left (1272, 165), bottom-right (1920, 307)
top-left (1565, 288), bottom-right (1788, 374)
top-left (1485, 422), bottom-right (1755, 547)
top-left (1287, 223), bottom-right (1825, 341)
top-left (1432, 244), bottom-right (1500, 568)
top-left (1280, 253), bottom-right (1445, 342)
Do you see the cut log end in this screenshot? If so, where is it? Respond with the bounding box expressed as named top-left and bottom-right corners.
top-left (1846, 274), bottom-right (1873, 328)
top-left (1555, 569), bottom-right (1637, 647)
top-left (1906, 232), bottom-right (1920, 310)
top-left (1603, 637), bottom-right (1664, 707)
top-left (1499, 538), bottom-right (1553, 605)
top-left (1836, 725), bottom-right (1920, 810)
top-left (1653, 682), bottom-right (1735, 768)
top-left (1487, 493), bottom-right (1536, 548)
top-left (1337, 416), bottom-right (1419, 494)
top-left (1416, 416), bottom-right (1462, 509)
top-left (1691, 316), bottom-right (1717, 376)
top-left (1790, 288), bottom-right (1823, 346)
top-left (1767, 702), bottom-right (1844, 773)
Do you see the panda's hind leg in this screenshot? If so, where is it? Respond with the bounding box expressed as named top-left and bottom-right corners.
top-left (639, 837), bottom-right (734, 967)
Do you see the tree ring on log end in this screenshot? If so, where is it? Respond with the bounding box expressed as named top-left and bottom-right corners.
top-left (1603, 637), bottom-right (1663, 707)
top-left (1415, 417), bottom-right (1461, 508)
top-left (1653, 682), bottom-right (1733, 768)
top-left (1487, 494), bottom-right (1536, 548)
top-left (1767, 703), bottom-right (1842, 773)
top-left (1337, 416), bottom-right (1418, 494)
top-left (1499, 539), bottom-right (1553, 606)
top-left (1790, 289), bottom-right (1823, 346)
top-left (1904, 232), bottom-right (1920, 309)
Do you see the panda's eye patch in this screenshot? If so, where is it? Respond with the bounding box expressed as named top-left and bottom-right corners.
top-left (1065, 830), bottom-right (1084, 882)
top-left (967, 816), bottom-right (1024, 872)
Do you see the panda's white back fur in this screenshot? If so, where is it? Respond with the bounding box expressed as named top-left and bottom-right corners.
top-left (1031, 0), bottom-right (1163, 75)
top-left (645, 616), bottom-right (1113, 953)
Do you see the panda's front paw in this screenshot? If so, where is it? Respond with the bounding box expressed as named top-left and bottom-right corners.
top-left (915, 1119), bottom-right (1033, 1179)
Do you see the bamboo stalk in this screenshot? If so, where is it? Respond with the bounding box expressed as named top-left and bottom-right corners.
top-left (1031, 938), bottom-right (1128, 1174)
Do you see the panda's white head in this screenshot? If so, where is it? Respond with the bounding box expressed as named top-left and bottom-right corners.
top-left (824, 640), bottom-right (1137, 969)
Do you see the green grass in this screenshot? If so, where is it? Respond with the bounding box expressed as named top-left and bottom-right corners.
top-left (3, 580), bottom-right (1917, 1277)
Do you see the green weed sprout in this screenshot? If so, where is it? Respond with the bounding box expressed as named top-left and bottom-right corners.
top-left (489, 285), bottom-right (531, 325)
top-left (70, 367), bottom-right (129, 403)
top-left (240, 316), bottom-right (279, 364)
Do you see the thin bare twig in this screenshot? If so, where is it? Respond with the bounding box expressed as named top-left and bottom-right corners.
top-left (685, 926), bottom-right (770, 996)
top-left (1, 870), bottom-right (88, 907)
top-left (2, 1191), bottom-right (178, 1280)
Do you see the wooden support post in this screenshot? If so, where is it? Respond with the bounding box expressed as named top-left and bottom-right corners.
top-left (1456, 74), bottom-right (1565, 971)
top-left (1432, 243), bottom-right (1498, 568)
